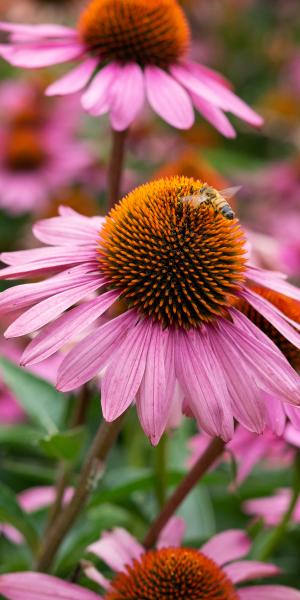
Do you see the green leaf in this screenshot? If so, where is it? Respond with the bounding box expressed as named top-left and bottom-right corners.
top-left (0, 425), bottom-right (42, 451)
top-left (0, 357), bottom-right (67, 433)
top-left (0, 483), bottom-right (39, 554)
top-left (39, 427), bottom-right (86, 462)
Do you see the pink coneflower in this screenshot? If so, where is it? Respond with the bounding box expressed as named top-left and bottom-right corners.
top-left (0, 177), bottom-right (300, 445)
top-left (244, 488), bottom-right (300, 527)
top-left (0, 0), bottom-right (263, 136)
top-left (1, 522), bottom-right (300, 598)
top-left (0, 80), bottom-right (93, 215)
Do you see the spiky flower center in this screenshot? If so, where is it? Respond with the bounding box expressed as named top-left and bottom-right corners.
top-left (4, 130), bottom-right (46, 172)
top-left (98, 177), bottom-right (246, 329)
top-left (105, 547), bottom-right (238, 600)
top-left (235, 285), bottom-right (300, 370)
top-left (78, 0), bottom-right (190, 67)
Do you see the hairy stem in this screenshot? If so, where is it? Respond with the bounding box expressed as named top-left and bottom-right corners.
top-left (143, 437), bottom-right (225, 549)
top-left (36, 416), bottom-right (124, 572)
top-left (107, 128), bottom-right (128, 211)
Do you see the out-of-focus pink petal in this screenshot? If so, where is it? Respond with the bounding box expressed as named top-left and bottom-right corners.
top-left (201, 530), bottom-right (250, 566)
top-left (18, 486), bottom-right (72, 512)
top-left (21, 290), bottom-right (119, 365)
top-left (239, 586), bottom-right (300, 599)
top-left (145, 66), bottom-right (194, 129)
top-left (0, 23), bottom-right (77, 38)
top-left (284, 423), bottom-right (300, 448)
top-left (0, 572), bottom-right (101, 600)
top-left (81, 63), bottom-right (120, 113)
top-left (157, 517), bottom-right (186, 549)
top-left (229, 434), bottom-right (270, 485)
top-left (136, 325), bottom-right (169, 446)
top-left (46, 58), bottom-right (98, 96)
top-left (4, 42), bottom-right (84, 68)
top-left (88, 528), bottom-right (143, 572)
top-left (224, 560), bottom-right (280, 583)
top-left (81, 564), bottom-right (109, 590)
top-left (110, 63), bottom-right (145, 131)
top-left (102, 320), bottom-right (152, 422)
top-left (57, 310), bottom-right (136, 391)
top-left (190, 93), bottom-right (236, 137)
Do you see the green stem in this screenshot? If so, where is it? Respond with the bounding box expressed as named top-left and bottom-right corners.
top-left (258, 452), bottom-right (300, 561)
top-left (154, 434), bottom-right (168, 509)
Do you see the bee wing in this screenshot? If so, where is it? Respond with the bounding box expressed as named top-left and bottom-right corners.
top-left (219, 186), bottom-right (242, 199)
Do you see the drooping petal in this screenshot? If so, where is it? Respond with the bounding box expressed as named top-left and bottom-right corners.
top-left (239, 586), bottom-right (300, 600)
top-left (136, 325), bottom-right (169, 446)
top-left (175, 329), bottom-right (233, 440)
top-left (101, 319), bottom-right (152, 422)
top-left (145, 66), bottom-right (194, 129)
top-left (240, 287), bottom-right (300, 344)
top-left (224, 560), bottom-right (280, 584)
top-left (263, 392), bottom-right (286, 436)
top-left (109, 63), bottom-right (145, 131)
top-left (46, 58), bottom-right (98, 96)
top-left (190, 92), bottom-right (236, 137)
top-left (5, 279), bottom-right (104, 337)
top-left (4, 41), bottom-right (84, 68)
top-left (229, 435), bottom-right (271, 485)
top-left (21, 290), bottom-right (119, 365)
top-left (81, 63), bottom-right (120, 114)
top-left (0, 573), bottom-right (101, 600)
top-left (88, 528), bottom-right (143, 572)
top-left (57, 310), bottom-right (136, 391)
top-left (201, 529), bottom-right (250, 566)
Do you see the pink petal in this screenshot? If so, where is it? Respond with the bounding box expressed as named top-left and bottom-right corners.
top-left (247, 266), bottom-right (300, 301)
top-left (5, 279), bottom-right (103, 338)
top-left (0, 524), bottom-right (24, 545)
top-left (229, 434), bottom-right (271, 485)
top-left (0, 265), bottom-right (98, 314)
top-left (157, 517), bottom-right (186, 549)
top-left (81, 564), bottom-right (109, 590)
top-left (241, 288), bottom-right (300, 345)
top-left (87, 528), bottom-right (143, 572)
top-left (183, 61), bottom-right (263, 127)
top-left (101, 319), bottom-right (152, 422)
top-left (18, 486), bottom-right (73, 512)
top-left (239, 586), bottom-right (300, 599)
top-left (207, 323), bottom-right (266, 433)
top-left (5, 41), bottom-right (84, 68)
top-left (201, 529), bottom-right (250, 566)
top-left (136, 325), bottom-right (169, 446)
top-left (0, 23), bottom-right (77, 38)
top-left (33, 216), bottom-right (99, 246)
top-left (224, 560), bottom-right (280, 584)
top-left (57, 311), bottom-right (136, 391)
top-left (21, 290), bottom-right (119, 365)
top-left (0, 248), bottom-right (96, 280)
top-left (190, 92), bottom-right (236, 137)
top-left (81, 63), bottom-right (120, 114)
top-left (0, 573), bottom-right (101, 600)
top-left (110, 63), bottom-right (145, 131)
top-left (264, 392), bottom-right (286, 436)
top-left (284, 423), bottom-right (300, 448)
top-left (175, 329), bottom-right (233, 441)
top-left (46, 58), bottom-right (98, 96)
top-left (145, 66), bottom-right (194, 129)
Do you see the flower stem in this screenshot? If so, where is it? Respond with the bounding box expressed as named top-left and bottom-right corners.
top-left (36, 415), bottom-right (125, 572)
top-left (257, 452), bottom-right (300, 561)
top-left (143, 436), bottom-right (225, 549)
top-left (154, 434), bottom-right (168, 509)
top-left (107, 128), bottom-right (128, 211)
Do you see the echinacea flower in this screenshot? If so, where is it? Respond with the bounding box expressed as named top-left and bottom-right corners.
top-left (0, 79), bottom-right (93, 215)
top-left (1, 521), bottom-right (300, 599)
top-left (0, 485), bottom-right (73, 544)
top-left (244, 488), bottom-right (300, 527)
top-left (0, 0), bottom-right (263, 135)
top-left (0, 177), bottom-right (300, 444)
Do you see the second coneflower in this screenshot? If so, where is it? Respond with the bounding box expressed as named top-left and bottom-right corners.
top-left (0, 0), bottom-right (262, 135)
top-left (0, 177), bottom-right (300, 444)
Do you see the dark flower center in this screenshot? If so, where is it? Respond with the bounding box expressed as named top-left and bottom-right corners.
top-left (98, 177), bottom-right (246, 329)
top-left (4, 130), bottom-right (46, 172)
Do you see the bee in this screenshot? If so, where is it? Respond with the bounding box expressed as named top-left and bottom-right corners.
top-left (181, 185), bottom-right (241, 220)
